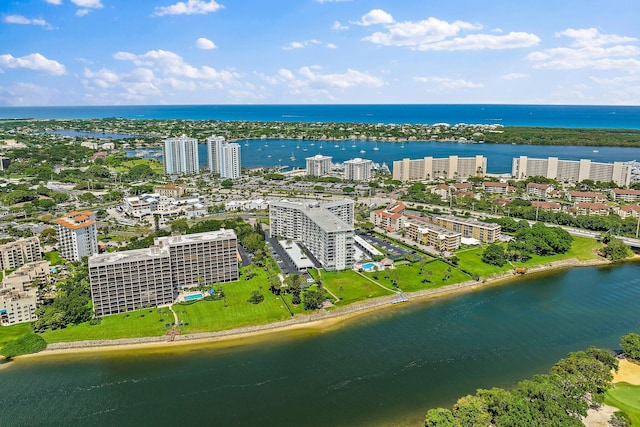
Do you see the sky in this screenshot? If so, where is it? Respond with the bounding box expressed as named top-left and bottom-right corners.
top-left (1, 0), bottom-right (639, 106)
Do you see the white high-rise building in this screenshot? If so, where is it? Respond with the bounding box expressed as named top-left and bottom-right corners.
top-left (512, 156), bottom-right (631, 186)
top-left (207, 136), bottom-right (241, 179)
top-left (163, 135), bottom-right (200, 175)
top-left (55, 211), bottom-right (99, 261)
top-left (306, 154), bottom-right (332, 177)
top-left (344, 158), bottom-right (373, 181)
top-left (269, 199), bottom-right (354, 271)
top-left (393, 155), bottom-right (487, 182)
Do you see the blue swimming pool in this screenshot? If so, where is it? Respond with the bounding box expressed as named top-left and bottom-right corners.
top-left (184, 293), bottom-right (203, 301)
top-left (362, 263), bottom-right (376, 270)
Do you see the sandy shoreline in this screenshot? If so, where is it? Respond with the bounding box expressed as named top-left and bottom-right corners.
top-left (13, 257), bottom-right (614, 360)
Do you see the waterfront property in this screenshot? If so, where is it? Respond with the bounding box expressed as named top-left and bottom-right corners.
top-left (0, 237), bottom-right (41, 271)
top-left (163, 135), bottom-right (200, 175)
top-left (89, 229), bottom-right (239, 317)
top-left (392, 155), bottom-right (487, 182)
top-left (432, 215), bottom-right (501, 243)
top-left (55, 211), bottom-right (98, 261)
top-left (306, 154), bottom-right (332, 177)
top-left (404, 218), bottom-right (462, 252)
top-left (269, 199), bottom-right (355, 271)
top-left (370, 202), bottom-right (406, 231)
top-left (512, 156), bottom-right (631, 186)
top-left (343, 157), bottom-right (373, 181)
top-left (207, 135), bottom-right (241, 179)
top-left (0, 260), bottom-right (50, 325)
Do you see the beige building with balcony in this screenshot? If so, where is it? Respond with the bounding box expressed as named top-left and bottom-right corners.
top-left (393, 155), bottom-right (486, 182)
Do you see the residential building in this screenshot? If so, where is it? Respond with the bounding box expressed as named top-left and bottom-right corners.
top-left (306, 154), bottom-right (332, 177)
top-left (615, 205), bottom-right (640, 219)
top-left (532, 201), bottom-right (562, 212)
top-left (512, 156), bottom-right (631, 186)
top-left (0, 260), bottom-right (49, 325)
top-left (526, 183), bottom-right (553, 198)
top-left (432, 184), bottom-right (451, 200)
top-left (89, 229), bottom-right (239, 317)
top-left (612, 189), bottom-right (640, 202)
top-left (482, 181), bottom-right (508, 195)
top-left (207, 136), bottom-right (241, 179)
top-left (269, 199), bottom-right (354, 271)
top-left (55, 211), bottom-right (98, 261)
top-left (123, 195), bottom-right (158, 218)
top-left (574, 202), bottom-right (610, 216)
top-left (433, 216), bottom-right (501, 243)
top-left (0, 237), bottom-right (41, 271)
top-left (392, 155), bottom-right (486, 182)
top-left (163, 135), bottom-right (200, 175)
top-left (344, 158), bottom-right (373, 181)
top-left (370, 202), bottom-right (406, 231)
top-left (567, 191), bottom-right (606, 203)
top-left (454, 182), bottom-right (473, 191)
top-left (153, 183), bottom-right (186, 198)
top-left (405, 219), bottom-right (461, 252)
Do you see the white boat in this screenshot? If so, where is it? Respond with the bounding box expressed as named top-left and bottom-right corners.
top-left (334, 144), bottom-right (339, 148)
top-left (593, 149), bottom-right (599, 153)
top-left (290, 152), bottom-right (296, 161)
top-left (360, 149), bottom-right (366, 154)
top-left (244, 142), bottom-right (249, 146)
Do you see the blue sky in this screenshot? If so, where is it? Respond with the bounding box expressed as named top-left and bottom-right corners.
top-left (1, 0), bottom-right (639, 106)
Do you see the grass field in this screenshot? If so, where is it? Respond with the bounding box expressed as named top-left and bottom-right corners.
top-left (43, 251), bottom-right (64, 266)
top-left (319, 270), bottom-right (394, 306)
top-left (605, 382), bottom-right (640, 426)
top-left (0, 323), bottom-right (32, 347)
top-left (363, 261), bottom-right (471, 293)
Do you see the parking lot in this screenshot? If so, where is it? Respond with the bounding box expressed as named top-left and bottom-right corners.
top-left (355, 230), bottom-right (413, 260)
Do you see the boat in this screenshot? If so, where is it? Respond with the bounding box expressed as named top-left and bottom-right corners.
top-left (351, 143), bottom-right (356, 148)
top-left (290, 152), bottom-right (296, 161)
top-left (593, 149), bottom-right (599, 153)
top-left (373, 141), bottom-right (379, 151)
top-left (334, 144), bottom-right (339, 148)
top-left (267, 155), bottom-right (272, 158)
top-left (401, 141), bottom-right (405, 148)
top-left (360, 149), bottom-right (366, 154)
top-left (244, 141), bottom-right (249, 146)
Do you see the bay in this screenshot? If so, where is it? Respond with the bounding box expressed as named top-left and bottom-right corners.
top-left (2, 104), bottom-right (640, 128)
top-left (2, 263), bottom-right (640, 426)
top-left (130, 139), bottom-right (640, 173)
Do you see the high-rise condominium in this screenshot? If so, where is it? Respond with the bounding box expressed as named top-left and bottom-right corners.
top-left (163, 135), bottom-right (200, 175)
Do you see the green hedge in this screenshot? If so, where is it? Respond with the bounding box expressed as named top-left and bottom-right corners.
top-left (0, 333), bottom-right (47, 358)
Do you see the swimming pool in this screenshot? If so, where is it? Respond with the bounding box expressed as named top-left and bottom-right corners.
top-left (184, 293), bottom-right (203, 302)
top-left (362, 262), bottom-right (376, 270)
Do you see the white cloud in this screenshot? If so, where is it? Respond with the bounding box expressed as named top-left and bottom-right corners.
top-left (0, 53), bottom-right (66, 75)
top-left (414, 76), bottom-right (483, 89)
top-left (283, 40), bottom-right (321, 50)
top-left (528, 28), bottom-right (640, 71)
top-left (332, 21), bottom-right (349, 30)
top-left (70, 0), bottom-right (103, 8)
top-left (353, 9), bottom-right (394, 26)
top-left (361, 14), bottom-right (538, 51)
top-left (0, 82), bottom-right (60, 106)
top-left (112, 49), bottom-right (238, 82)
top-left (502, 73), bottom-right (527, 80)
top-left (298, 66), bottom-right (384, 89)
top-left (327, 43), bottom-right (337, 49)
top-left (153, 0), bottom-right (224, 16)
top-left (557, 28), bottom-right (637, 48)
top-left (76, 9), bottom-right (90, 16)
top-left (45, 0), bottom-right (62, 4)
top-left (4, 15), bottom-right (50, 27)
top-left (196, 37), bottom-right (217, 50)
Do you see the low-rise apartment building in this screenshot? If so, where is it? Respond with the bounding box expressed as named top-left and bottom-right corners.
top-left (567, 191), bottom-right (606, 203)
top-left (574, 202), bottom-right (610, 216)
top-left (154, 183), bottom-right (186, 199)
top-left (526, 183), bottom-right (553, 198)
top-left (611, 189), bottom-right (640, 202)
top-left (433, 215), bottom-right (501, 243)
top-left (532, 201), bottom-right (562, 212)
top-left (483, 182), bottom-right (509, 195)
top-left (370, 202), bottom-right (406, 231)
top-left (0, 236), bottom-right (41, 271)
top-left (615, 205), bottom-right (640, 219)
top-left (405, 219), bottom-right (461, 252)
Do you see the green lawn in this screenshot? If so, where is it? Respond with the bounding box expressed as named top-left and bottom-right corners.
top-left (320, 270), bottom-right (394, 306)
top-left (455, 235), bottom-right (603, 277)
top-left (364, 261), bottom-right (470, 293)
top-left (44, 251), bottom-right (64, 266)
top-left (174, 268), bottom-right (293, 334)
top-left (605, 382), bottom-right (640, 426)
top-left (41, 308), bottom-right (169, 343)
top-left (0, 323), bottom-right (32, 347)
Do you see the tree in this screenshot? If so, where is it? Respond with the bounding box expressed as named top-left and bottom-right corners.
top-left (482, 244), bottom-right (507, 267)
top-left (452, 395), bottom-right (491, 427)
top-left (170, 218), bottom-right (189, 234)
top-left (128, 164), bottom-right (155, 180)
top-left (79, 192), bottom-right (97, 204)
top-left (424, 408), bottom-right (458, 427)
top-left (221, 179), bottom-right (234, 188)
top-left (600, 237), bottom-right (632, 261)
top-left (247, 289), bottom-right (264, 304)
top-left (302, 289), bottom-right (325, 310)
top-left (621, 333), bottom-right (640, 360)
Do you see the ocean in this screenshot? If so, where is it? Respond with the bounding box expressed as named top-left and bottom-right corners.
top-left (2, 104), bottom-right (640, 128)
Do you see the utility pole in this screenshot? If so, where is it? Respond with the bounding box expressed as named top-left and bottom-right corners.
top-left (636, 213), bottom-right (640, 239)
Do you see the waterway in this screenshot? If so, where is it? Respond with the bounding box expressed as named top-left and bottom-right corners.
top-left (127, 139), bottom-right (640, 173)
top-left (2, 263), bottom-right (640, 426)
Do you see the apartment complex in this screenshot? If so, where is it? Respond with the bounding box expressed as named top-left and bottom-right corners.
top-left (0, 260), bottom-right (50, 325)
top-left (163, 135), bottom-right (200, 175)
top-left (405, 219), bottom-right (461, 252)
top-left (344, 158), bottom-right (373, 181)
top-left (306, 154), bottom-right (332, 177)
top-left (370, 202), bottom-right (406, 231)
top-left (512, 156), bottom-right (631, 186)
top-left (269, 199), bottom-right (354, 271)
top-left (207, 135), bottom-right (241, 179)
top-left (89, 229), bottom-right (239, 317)
top-left (55, 211), bottom-right (98, 261)
top-left (153, 183), bottom-right (186, 198)
top-left (612, 189), bottom-right (640, 202)
top-left (526, 183), bottom-right (553, 198)
top-left (0, 237), bottom-right (41, 271)
top-left (433, 216), bottom-right (501, 243)
top-left (392, 155), bottom-right (487, 182)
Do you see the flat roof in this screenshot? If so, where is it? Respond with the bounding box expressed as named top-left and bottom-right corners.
top-left (278, 240), bottom-right (314, 269)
